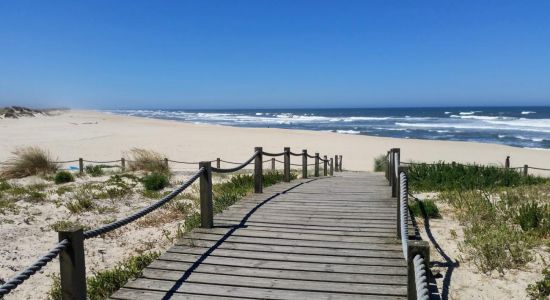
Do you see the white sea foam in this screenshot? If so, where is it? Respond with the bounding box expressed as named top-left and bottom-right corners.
top-left (336, 130), bottom-right (360, 134)
top-left (521, 111), bottom-right (536, 115)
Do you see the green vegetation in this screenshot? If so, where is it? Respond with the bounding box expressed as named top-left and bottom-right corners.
top-left (527, 267), bottom-right (550, 299)
top-left (408, 162), bottom-right (549, 192)
top-left (49, 220), bottom-right (90, 232)
top-left (409, 199), bottom-right (440, 218)
top-left (85, 165), bottom-right (104, 177)
top-left (48, 252), bottom-right (160, 300)
top-left (66, 192), bottom-right (95, 213)
top-left (440, 185), bottom-right (549, 273)
top-left (0, 146), bottom-right (59, 178)
top-left (373, 154), bottom-right (387, 172)
top-left (126, 148), bottom-right (169, 174)
top-left (56, 185), bottom-right (74, 196)
top-left (54, 171), bottom-right (74, 184)
top-left (142, 173), bottom-right (169, 191)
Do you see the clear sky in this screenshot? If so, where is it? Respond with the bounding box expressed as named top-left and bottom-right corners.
top-left (0, 0), bottom-right (549, 109)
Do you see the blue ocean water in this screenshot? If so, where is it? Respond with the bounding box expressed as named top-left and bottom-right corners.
top-left (106, 107), bottom-right (550, 149)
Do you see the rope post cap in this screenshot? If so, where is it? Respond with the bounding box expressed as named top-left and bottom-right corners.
top-left (302, 149), bottom-right (307, 153)
top-left (398, 165), bottom-right (409, 174)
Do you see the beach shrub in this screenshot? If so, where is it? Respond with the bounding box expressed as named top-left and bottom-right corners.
top-left (373, 154), bottom-right (387, 172)
top-left (85, 165), bottom-right (104, 177)
top-left (408, 162), bottom-right (549, 192)
top-left (49, 220), bottom-right (89, 232)
top-left (527, 268), bottom-right (550, 299)
top-left (54, 171), bottom-right (74, 184)
top-left (48, 252), bottom-right (160, 300)
top-left (0, 146), bottom-right (58, 178)
top-left (440, 185), bottom-right (549, 273)
top-left (515, 202), bottom-right (550, 234)
top-left (409, 199), bottom-right (440, 218)
top-left (126, 148), bottom-right (169, 174)
top-left (66, 196), bottom-right (94, 213)
top-left (142, 173), bottom-right (169, 191)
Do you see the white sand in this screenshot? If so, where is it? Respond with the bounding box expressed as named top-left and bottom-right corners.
top-left (0, 110), bottom-right (549, 174)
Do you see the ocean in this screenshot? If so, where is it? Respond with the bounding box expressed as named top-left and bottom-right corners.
top-left (106, 106), bottom-right (550, 150)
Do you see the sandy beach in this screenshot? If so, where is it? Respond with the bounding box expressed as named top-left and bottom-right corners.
top-left (1, 110), bottom-right (549, 174)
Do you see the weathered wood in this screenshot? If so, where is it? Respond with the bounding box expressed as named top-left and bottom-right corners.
top-left (113, 172), bottom-right (408, 299)
top-left (524, 164), bottom-right (528, 176)
top-left (339, 155), bottom-right (343, 171)
top-left (216, 158), bottom-right (220, 169)
top-left (335, 155), bottom-right (339, 172)
top-left (78, 158), bottom-right (84, 174)
top-left (302, 149), bottom-right (308, 178)
top-left (330, 157), bottom-right (334, 175)
top-left (505, 156), bottom-right (510, 169)
top-left (120, 158), bottom-right (125, 172)
top-left (315, 153), bottom-right (320, 177)
top-left (164, 157), bottom-right (169, 168)
top-left (58, 228), bottom-right (86, 300)
top-left (407, 240), bottom-right (430, 300)
top-left (271, 157), bottom-right (275, 171)
top-left (254, 147), bottom-right (263, 193)
top-left (199, 162), bottom-right (213, 228)
top-left (284, 147), bottom-right (290, 182)
top-left (323, 155), bottom-right (328, 176)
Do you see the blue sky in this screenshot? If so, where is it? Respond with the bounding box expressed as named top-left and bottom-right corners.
top-left (0, 0), bottom-right (549, 109)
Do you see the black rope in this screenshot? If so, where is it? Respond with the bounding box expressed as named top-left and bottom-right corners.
top-left (0, 239), bottom-right (69, 296)
top-left (262, 151), bottom-right (285, 157)
top-left (83, 169), bottom-right (203, 239)
top-left (529, 166), bottom-right (550, 171)
top-left (50, 160), bottom-right (80, 164)
top-left (289, 152), bottom-right (302, 156)
top-left (211, 152), bottom-right (259, 173)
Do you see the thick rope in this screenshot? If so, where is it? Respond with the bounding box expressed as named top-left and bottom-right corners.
top-left (399, 171), bottom-right (409, 259)
top-left (262, 151), bottom-right (285, 157)
top-left (0, 239), bottom-right (69, 296)
top-left (49, 160), bottom-right (80, 164)
top-left (83, 169), bottom-right (203, 239)
top-left (83, 159), bottom-right (122, 164)
top-left (529, 166), bottom-right (550, 171)
top-left (413, 254), bottom-right (430, 300)
top-left (289, 152), bottom-right (302, 156)
top-left (167, 159), bottom-right (202, 164)
top-left (211, 152), bottom-right (259, 173)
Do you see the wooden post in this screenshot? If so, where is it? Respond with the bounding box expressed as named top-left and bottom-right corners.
top-left (283, 147), bottom-right (291, 182)
top-left (452, 161), bottom-right (456, 167)
top-left (385, 151), bottom-right (390, 181)
top-left (397, 166), bottom-right (408, 239)
top-left (315, 153), bottom-right (320, 177)
top-left (330, 158), bottom-right (334, 176)
top-left (120, 158), bottom-right (125, 172)
top-left (216, 158), bottom-right (221, 169)
top-left (392, 148), bottom-right (400, 198)
top-left (199, 162), bottom-right (213, 228)
top-left (58, 228), bottom-right (87, 300)
top-left (389, 149), bottom-right (395, 188)
top-left (302, 149), bottom-right (308, 179)
top-left (271, 158), bottom-right (275, 171)
top-left (407, 240), bottom-right (430, 300)
top-left (323, 155), bottom-right (328, 176)
top-left (164, 157), bottom-right (169, 169)
top-left (254, 147), bottom-right (263, 193)
top-left (339, 155), bottom-right (343, 171)
top-left (334, 155), bottom-right (339, 172)
top-left (505, 156), bottom-right (510, 169)
top-left (524, 164), bottom-right (528, 176)
top-left (78, 158), bottom-right (84, 175)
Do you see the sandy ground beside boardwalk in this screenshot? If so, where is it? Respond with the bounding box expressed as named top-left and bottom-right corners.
top-left (0, 110), bottom-right (549, 174)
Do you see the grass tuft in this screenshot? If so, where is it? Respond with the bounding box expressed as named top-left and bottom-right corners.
top-left (54, 171), bottom-right (74, 184)
top-left (409, 199), bottom-right (440, 218)
top-left (126, 148), bottom-right (169, 174)
top-left (0, 146), bottom-right (59, 178)
top-left (373, 154), bottom-right (387, 172)
top-left (142, 173), bottom-right (169, 191)
top-left (527, 267), bottom-right (550, 299)
top-left (85, 165), bottom-right (104, 177)
top-left (48, 252), bottom-right (160, 300)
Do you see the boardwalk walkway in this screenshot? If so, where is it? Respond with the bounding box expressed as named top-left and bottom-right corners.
top-left (112, 172), bottom-right (408, 299)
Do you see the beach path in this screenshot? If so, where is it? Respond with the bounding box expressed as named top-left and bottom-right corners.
top-left (111, 172), bottom-right (408, 299)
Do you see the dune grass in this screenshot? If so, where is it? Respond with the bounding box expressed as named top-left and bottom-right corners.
top-left (48, 252), bottom-right (160, 300)
top-left (373, 154), bottom-right (387, 172)
top-left (408, 162), bottom-right (549, 192)
top-left (126, 148), bottom-right (169, 174)
top-left (0, 146), bottom-right (59, 179)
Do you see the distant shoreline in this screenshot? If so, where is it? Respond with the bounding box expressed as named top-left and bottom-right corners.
top-left (1, 109), bottom-right (549, 175)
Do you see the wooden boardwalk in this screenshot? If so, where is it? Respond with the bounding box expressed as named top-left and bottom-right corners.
top-left (112, 172), bottom-right (408, 299)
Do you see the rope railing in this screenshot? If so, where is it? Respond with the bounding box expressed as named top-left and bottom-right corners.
top-left (261, 151), bottom-right (285, 157)
top-left (83, 170), bottom-right (203, 239)
top-left (211, 152), bottom-right (259, 173)
top-left (413, 255), bottom-right (430, 300)
top-left (0, 146), bottom-right (342, 298)
top-left (0, 240), bottom-right (69, 296)
top-left (401, 161), bottom-right (550, 172)
top-left (387, 148), bottom-right (431, 300)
